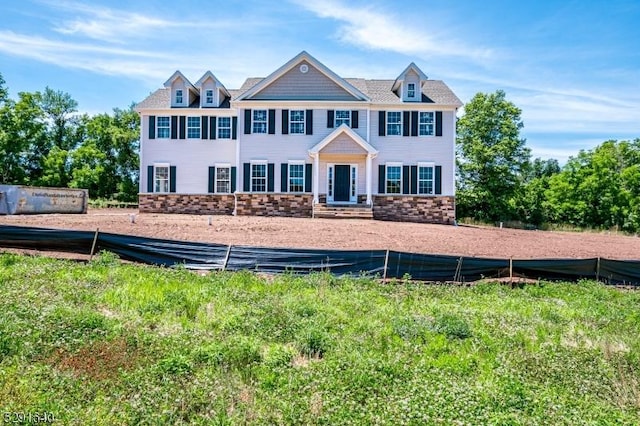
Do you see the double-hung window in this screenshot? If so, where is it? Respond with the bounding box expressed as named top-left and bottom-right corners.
top-left (386, 164), bottom-right (402, 194)
top-left (419, 112), bottom-right (434, 136)
top-left (407, 83), bottom-right (416, 98)
top-left (218, 117), bottom-right (231, 139)
top-left (335, 110), bottom-right (350, 127)
top-left (175, 89), bottom-right (183, 105)
top-left (216, 166), bottom-right (230, 193)
top-left (251, 163), bottom-right (267, 192)
top-left (386, 112), bottom-right (402, 136)
top-left (156, 116), bottom-right (170, 138)
top-left (290, 110), bottom-right (305, 134)
top-left (187, 117), bottom-right (200, 139)
top-left (253, 110), bottom-right (267, 134)
top-left (154, 164), bottom-right (170, 193)
top-left (418, 163), bottom-right (435, 194)
top-left (205, 89), bottom-right (214, 105)
top-left (288, 162), bottom-right (304, 193)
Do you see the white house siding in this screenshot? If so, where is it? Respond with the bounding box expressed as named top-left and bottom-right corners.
top-left (317, 155), bottom-right (367, 195)
top-left (370, 108), bottom-right (456, 196)
top-left (249, 61), bottom-right (359, 101)
top-left (140, 112), bottom-right (236, 194)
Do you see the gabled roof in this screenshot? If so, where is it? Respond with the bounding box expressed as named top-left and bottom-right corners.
top-left (163, 70), bottom-right (197, 91)
top-left (237, 51), bottom-right (370, 101)
top-left (392, 62), bottom-right (428, 92)
top-left (308, 124), bottom-right (378, 156)
top-left (194, 71), bottom-right (230, 98)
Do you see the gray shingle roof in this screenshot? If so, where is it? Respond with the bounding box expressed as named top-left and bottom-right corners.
top-left (137, 77), bottom-right (462, 109)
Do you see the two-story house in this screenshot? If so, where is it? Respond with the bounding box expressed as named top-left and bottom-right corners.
top-left (136, 51), bottom-right (462, 223)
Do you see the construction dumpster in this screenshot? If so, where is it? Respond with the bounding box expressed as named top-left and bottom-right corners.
top-left (0, 185), bottom-right (88, 215)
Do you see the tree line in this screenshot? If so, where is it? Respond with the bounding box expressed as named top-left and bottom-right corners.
top-left (0, 73), bottom-right (139, 201)
top-left (457, 90), bottom-right (640, 232)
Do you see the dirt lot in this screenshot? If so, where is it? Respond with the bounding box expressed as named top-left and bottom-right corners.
top-left (1, 208), bottom-right (640, 260)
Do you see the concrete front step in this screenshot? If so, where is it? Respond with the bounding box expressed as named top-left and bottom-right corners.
top-left (313, 204), bottom-right (373, 219)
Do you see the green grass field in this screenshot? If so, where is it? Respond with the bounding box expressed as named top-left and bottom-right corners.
top-left (1, 252), bottom-right (639, 425)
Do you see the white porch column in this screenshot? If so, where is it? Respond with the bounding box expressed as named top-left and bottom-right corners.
top-left (366, 154), bottom-right (372, 205)
top-left (313, 154), bottom-right (320, 204)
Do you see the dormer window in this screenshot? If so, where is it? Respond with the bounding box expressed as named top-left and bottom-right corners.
top-left (407, 83), bottom-right (416, 98)
top-left (205, 89), bottom-right (214, 105)
top-left (176, 89), bottom-right (183, 105)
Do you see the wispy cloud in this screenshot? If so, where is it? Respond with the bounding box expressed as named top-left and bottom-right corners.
top-left (292, 0), bottom-right (492, 62)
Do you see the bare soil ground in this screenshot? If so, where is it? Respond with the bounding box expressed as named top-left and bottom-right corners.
top-left (1, 209), bottom-right (640, 260)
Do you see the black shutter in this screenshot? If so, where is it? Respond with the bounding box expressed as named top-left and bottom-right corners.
top-left (378, 111), bottom-right (386, 136)
top-left (378, 165), bottom-right (385, 194)
top-left (435, 165), bottom-right (442, 194)
top-left (268, 109), bottom-right (276, 134)
top-left (171, 116), bottom-right (178, 139)
top-left (351, 110), bottom-right (359, 128)
top-left (169, 166), bottom-right (176, 193)
top-left (281, 109), bottom-right (289, 134)
top-left (403, 111), bottom-right (410, 136)
top-left (179, 116), bottom-right (186, 139)
top-left (267, 163), bottom-right (275, 192)
top-left (202, 116), bottom-right (208, 140)
top-left (148, 116), bottom-right (156, 139)
top-left (232, 117), bottom-right (238, 140)
top-left (410, 165), bottom-right (418, 194)
top-left (244, 109), bottom-right (251, 134)
top-left (281, 163), bottom-right (288, 193)
top-left (208, 167), bottom-right (215, 193)
top-left (305, 163), bottom-right (312, 192)
top-left (402, 165), bottom-right (410, 194)
top-left (147, 165), bottom-right (154, 192)
top-left (327, 110), bottom-right (334, 128)
top-left (231, 167), bottom-right (237, 193)
top-left (411, 111), bottom-right (418, 137)
top-left (210, 117), bottom-right (216, 139)
top-left (436, 111), bottom-right (443, 136)
top-left (243, 163), bottom-right (250, 191)
top-left (305, 109), bottom-right (313, 135)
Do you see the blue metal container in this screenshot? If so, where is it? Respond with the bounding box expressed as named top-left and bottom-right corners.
top-left (0, 185), bottom-right (88, 215)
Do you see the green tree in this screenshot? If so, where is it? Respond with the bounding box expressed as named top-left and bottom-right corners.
top-left (456, 90), bottom-right (531, 222)
top-left (511, 158), bottom-right (560, 226)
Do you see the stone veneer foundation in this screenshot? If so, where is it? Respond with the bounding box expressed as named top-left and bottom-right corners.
top-left (235, 193), bottom-right (313, 217)
top-left (372, 195), bottom-right (455, 224)
top-left (139, 194), bottom-right (235, 214)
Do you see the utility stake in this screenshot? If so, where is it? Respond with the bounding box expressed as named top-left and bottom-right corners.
top-left (222, 245), bottom-right (232, 271)
top-left (129, 214), bottom-right (136, 224)
top-left (509, 257), bottom-right (513, 284)
top-left (208, 215), bottom-right (212, 226)
top-left (383, 249), bottom-right (390, 281)
top-left (89, 228), bottom-right (99, 260)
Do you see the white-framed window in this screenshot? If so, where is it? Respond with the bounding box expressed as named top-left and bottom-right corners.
top-left (154, 163), bottom-right (170, 193)
top-left (288, 162), bottom-right (305, 193)
top-left (335, 110), bottom-right (350, 127)
top-left (386, 163), bottom-right (402, 194)
top-left (156, 116), bottom-right (170, 138)
top-left (290, 110), bottom-right (305, 134)
top-left (387, 112), bottom-right (402, 136)
top-left (187, 116), bottom-right (200, 139)
top-left (407, 83), bottom-right (416, 98)
top-left (419, 112), bottom-right (435, 136)
top-left (218, 117), bottom-right (231, 139)
top-left (251, 162), bottom-right (267, 192)
top-left (418, 163), bottom-right (435, 194)
top-left (253, 110), bottom-right (267, 134)
top-left (215, 165), bottom-right (231, 193)
top-left (205, 89), bottom-right (214, 105)
top-left (176, 89), bottom-right (183, 105)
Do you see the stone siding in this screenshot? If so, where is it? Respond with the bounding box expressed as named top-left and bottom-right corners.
top-left (373, 195), bottom-right (455, 224)
top-left (139, 194), bottom-right (235, 215)
top-left (235, 193), bottom-right (313, 217)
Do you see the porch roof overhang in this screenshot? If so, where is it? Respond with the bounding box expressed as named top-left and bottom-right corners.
top-left (308, 124), bottom-right (378, 158)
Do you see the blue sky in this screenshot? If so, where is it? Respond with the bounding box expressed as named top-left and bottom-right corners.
top-left (1, 0), bottom-right (638, 162)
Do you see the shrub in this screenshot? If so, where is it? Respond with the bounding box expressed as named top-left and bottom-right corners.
top-left (430, 313), bottom-right (472, 340)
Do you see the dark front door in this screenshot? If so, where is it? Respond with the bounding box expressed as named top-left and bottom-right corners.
top-left (334, 165), bottom-right (350, 202)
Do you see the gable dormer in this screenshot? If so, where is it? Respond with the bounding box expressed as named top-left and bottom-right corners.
top-left (164, 71), bottom-right (197, 107)
top-left (195, 71), bottom-right (230, 108)
top-left (392, 62), bottom-right (428, 102)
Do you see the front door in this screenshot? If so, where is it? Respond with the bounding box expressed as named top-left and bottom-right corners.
top-left (334, 165), bottom-right (350, 202)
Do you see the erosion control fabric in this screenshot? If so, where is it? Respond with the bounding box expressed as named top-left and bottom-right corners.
top-left (0, 225), bottom-right (638, 285)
